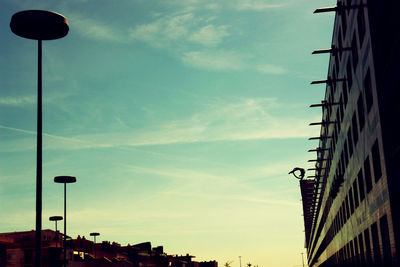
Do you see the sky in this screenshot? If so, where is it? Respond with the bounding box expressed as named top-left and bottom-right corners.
top-left (0, 0), bottom-right (335, 266)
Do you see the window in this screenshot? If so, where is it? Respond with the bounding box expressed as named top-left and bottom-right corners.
top-left (372, 140), bottom-right (382, 181)
top-left (359, 233), bottom-right (366, 266)
top-left (365, 69), bottom-right (373, 113)
top-left (346, 0), bottom-right (352, 15)
top-left (357, 93), bottom-right (365, 130)
top-left (341, 10), bottom-right (347, 36)
top-left (349, 188), bottom-right (355, 214)
top-left (371, 222), bottom-right (382, 265)
top-left (380, 215), bottom-right (392, 266)
top-left (354, 236), bottom-right (360, 265)
top-left (353, 180), bottom-right (359, 208)
top-left (24, 250), bottom-right (33, 264)
top-left (348, 128), bottom-right (353, 157)
top-left (344, 141), bottom-right (349, 168)
top-left (351, 240), bottom-right (356, 264)
top-left (364, 228), bottom-right (373, 265)
top-left (347, 60), bottom-right (353, 89)
top-left (358, 169), bottom-right (365, 201)
top-left (352, 112), bottom-right (359, 145)
top-left (342, 201), bottom-right (347, 222)
top-left (335, 52), bottom-right (340, 75)
top-left (345, 196), bottom-right (351, 219)
top-left (340, 204), bottom-right (344, 226)
top-left (341, 154), bottom-right (346, 175)
top-left (343, 81), bottom-right (348, 107)
top-left (338, 28), bottom-right (343, 60)
top-left (333, 129), bottom-right (337, 152)
top-left (352, 33), bottom-right (359, 71)
top-left (364, 156), bottom-right (373, 193)
top-left (332, 69), bottom-right (337, 93)
top-left (357, 6), bottom-right (366, 47)
top-left (340, 95), bottom-right (344, 121)
top-left (336, 112), bottom-right (341, 136)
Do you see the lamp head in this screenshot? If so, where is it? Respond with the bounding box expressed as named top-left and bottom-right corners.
top-left (49, 216), bottom-right (63, 221)
top-left (10, 10), bottom-right (69, 40)
top-left (54, 176), bottom-right (76, 183)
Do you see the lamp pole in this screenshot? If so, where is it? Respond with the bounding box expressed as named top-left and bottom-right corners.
top-left (49, 216), bottom-right (63, 248)
top-left (10, 10), bottom-right (69, 267)
top-left (90, 232), bottom-right (100, 263)
top-left (54, 176), bottom-right (76, 267)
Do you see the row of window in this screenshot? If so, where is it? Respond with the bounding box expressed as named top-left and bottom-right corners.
top-left (324, 48), bottom-right (373, 187)
top-left (308, 0), bottom-right (369, 261)
top-left (322, 214), bottom-right (392, 267)
top-left (338, 0), bottom-right (366, 64)
top-left (320, 138), bottom-right (383, 254)
top-left (309, 21), bottom-right (376, 266)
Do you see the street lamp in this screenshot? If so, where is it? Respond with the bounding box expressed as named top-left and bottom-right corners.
top-left (54, 176), bottom-right (76, 267)
top-left (10, 10), bottom-right (69, 267)
top-left (49, 216), bottom-right (63, 248)
top-left (90, 232), bottom-right (100, 260)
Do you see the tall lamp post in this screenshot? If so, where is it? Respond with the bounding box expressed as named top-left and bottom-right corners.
top-left (90, 232), bottom-right (100, 261)
top-left (10, 10), bottom-right (69, 267)
top-left (49, 216), bottom-right (63, 248)
top-left (54, 176), bottom-right (76, 267)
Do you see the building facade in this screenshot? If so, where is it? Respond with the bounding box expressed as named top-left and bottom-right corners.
top-left (0, 230), bottom-right (217, 267)
top-left (304, 0), bottom-right (400, 266)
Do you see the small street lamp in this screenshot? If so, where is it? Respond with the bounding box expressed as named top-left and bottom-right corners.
top-left (54, 176), bottom-right (76, 267)
top-left (49, 216), bottom-right (63, 247)
top-left (10, 10), bottom-right (69, 267)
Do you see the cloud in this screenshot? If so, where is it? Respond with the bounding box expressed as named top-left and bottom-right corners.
top-left (69, 14), bottom-right (124, 42)
top-left (0, 97), bottom-right (318, 152)
top-left (234, 0), bottom-right (285, 10)
top-left (173, 0), bottom-right (285, 12)
top-left (129, 13), bottom-right (232, 49)
top-left (181, 50), bottom-right (245, 71)
top-left (0, 95), bottom-right (35, 106)
top-left (129, 13), bottom-right (195, 46)
top-left (189, 25), bottom-right (230, 46)
top-left (257, 64), bottom-right (286, 74)
top-left (182, 50), bottom-right (286, 74)
top-left (66, 9), bottom-right (285, 74)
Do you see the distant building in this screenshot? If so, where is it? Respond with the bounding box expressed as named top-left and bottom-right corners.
top-left (0, 230), bottom-right (63, 266)
top-left (0, 230), bottom-right (217, 267)
top-left (303, 0), bottom-right (400, 266)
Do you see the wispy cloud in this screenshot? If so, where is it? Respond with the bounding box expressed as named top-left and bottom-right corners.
top-left (189, 25), bottom-right (230, 46)
top-left (235, 0), bottom-right (285, 10)
top-left (257, 64), bottom-right (286, 74)
top-left (0, 95), bottom-right (35, 106)
top-left (128, 13), bottom-right (196, 46)
top-left (181, 50), bottom-right (244, 71)
top-left (182, 50), bottom-right (286, 74)
top-left (66, 6), bottom-right (288, 74)
top-left (69, 14), bottom-right (124, 42)
top-left (173, 0), bottom-right (286, 12)
top-left (0, 98), bottom-right (318, 151)
top-left (129, 12), bottom-right (231, 49)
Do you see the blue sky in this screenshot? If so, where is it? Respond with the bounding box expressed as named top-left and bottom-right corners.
top-left (0, 0), bottom-right (334, 266)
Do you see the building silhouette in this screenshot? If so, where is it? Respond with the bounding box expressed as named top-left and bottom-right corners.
top-left (0, 230), bottom-right (217, 267)
top-left (303, 0), bottom-right (400, 266)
